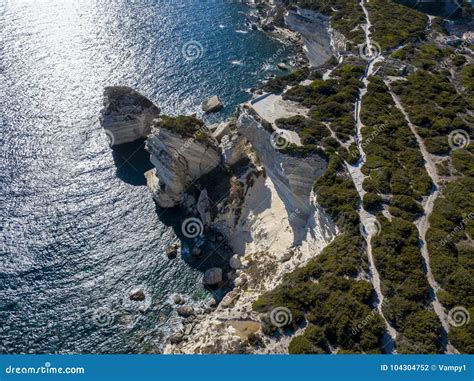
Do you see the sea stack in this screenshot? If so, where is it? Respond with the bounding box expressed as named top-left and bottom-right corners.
top-left (100, 86), bottom-right (161, 146)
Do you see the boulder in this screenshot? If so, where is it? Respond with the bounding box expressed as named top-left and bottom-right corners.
top-left (166, 244), bottom-right (179, 259)
top-left (191, 247), bottom-right (202, 257)
top-left (261, 22), bottom-right (275, 32)
top-left (221, 135), bottom-right (247, 167)
top-left (173, 295), bottom-right (185, 305)
top-left (201, 96), bottom-right (224, 113)
top-left (169, 333), bottom-right (184, 344)
top-left (212, 121), bottom-right (231, 142)
top-left (100, 86), bottom-right (160, 146)
top-left (277, 63), bottom-right (288, 70)
top-left (177, 305), bottom-right (195, 318)
top-left (203, 268), bottom-right (223, 286)
top-left (229, 255), bottom-right (242, 269)
top-left (235, 275), bottom-right (248, 288)
top-left (129, 288), bottom-right (146, 301)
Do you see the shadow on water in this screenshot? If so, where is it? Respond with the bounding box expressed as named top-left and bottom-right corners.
top-left (109, 140), bottom-right (234, 301)
top-left (111, 139), bottom-right (153, 186)
top-left (157, 206), bottom-right (234, 302)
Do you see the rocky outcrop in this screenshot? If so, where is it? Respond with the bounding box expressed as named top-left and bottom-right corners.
top-left (285, 8), bottom-right (333, 67)
top-left (145, 120), bottom-right (220, 208)
top-left (201, 96), bottom-right (224, 113)
top-left (100, 86), bottom-right (161, 146)
top-left (235, 111), bottom-right (327, 244)
top-left (203, 268), bottom-right (223, 286)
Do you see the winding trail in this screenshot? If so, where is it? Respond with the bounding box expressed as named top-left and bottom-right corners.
top-left (344, 0), bottom-right (398, 350)
top-left (385, 82), bottom-right (458, 353)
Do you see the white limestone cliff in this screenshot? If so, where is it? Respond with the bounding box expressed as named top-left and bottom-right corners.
top-left (145, 120), bottom-right (221, 208)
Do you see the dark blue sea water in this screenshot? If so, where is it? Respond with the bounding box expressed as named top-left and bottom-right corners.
top-left (0, 0), bottom-right (293, 353)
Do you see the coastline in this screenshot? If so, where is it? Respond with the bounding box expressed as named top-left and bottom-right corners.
top-left (158, 4), bottom-right (341, 354)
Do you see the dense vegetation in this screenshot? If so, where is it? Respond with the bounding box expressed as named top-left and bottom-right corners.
top-left (284, 63), bottom-right (364, 142)
top-left (392, 69), bottom-right (472, 155)
top-left (425, 148), bottom-right (474, 353)
top-left (366, 0), bottom-right (427, 50)
top-left (263, 67), bottom-right (311, 93)
top-left (388, 41), bottom-right (473, 353)
top-left (360, 77), bottom-right (432, 217)
top-left (253, 155), bottom-right (387, 353)
top-left (252, 0), bottom-right (472, 354)
top-left (158, 115), bottom-right (208, 141)
top-left (296, 0), bottom-right (366, 45)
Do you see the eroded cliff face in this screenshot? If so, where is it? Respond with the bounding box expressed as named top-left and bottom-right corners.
top-left (100, 86), bottom-right (161, 146)
top-left (101, 87), bottom-right (338, 354)
top-left (144, 120), bottom-right (221, 208)
top-left (152, 110), bottom-right (338, 354)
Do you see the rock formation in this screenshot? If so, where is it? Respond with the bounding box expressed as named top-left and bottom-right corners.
top-left (145, 119), bottom-right (221, 208)
top-left (201, 95), bottom-right (224, 113)
top-left (100, 86), bottom-right (161, 146)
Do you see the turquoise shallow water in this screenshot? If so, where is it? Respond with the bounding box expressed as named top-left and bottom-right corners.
top-left (0, 0), bottom-right (293, 353)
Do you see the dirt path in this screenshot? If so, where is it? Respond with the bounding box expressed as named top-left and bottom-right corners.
top-left (343, 0), bottom-right (398, 350)
top-left (386, 83), bottom-right (458, 353)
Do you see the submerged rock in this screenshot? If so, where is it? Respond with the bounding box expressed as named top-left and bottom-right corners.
top-left (129, 288), bottom-right (146, 301)
top-left (201, 95), bottom-right (224, 113)
top-left (166, 244), bottom-right (179, 259)
top-left (173, 295), bottom-right (185, 305)
top-left (203, 268), bottom-right (223, 286)
top-left (229, 255), bottom-right (242, 269)
top-left (100, 86), bottom-right (160, 146)
top-left (177, 305), bottom-right (195, 318)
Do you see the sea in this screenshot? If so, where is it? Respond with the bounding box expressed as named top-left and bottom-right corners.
top-left (0, 0), bottom-right (294, 353)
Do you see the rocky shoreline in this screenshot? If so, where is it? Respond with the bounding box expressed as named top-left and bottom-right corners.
top-left (99, 3), bottom-right (342, 354)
